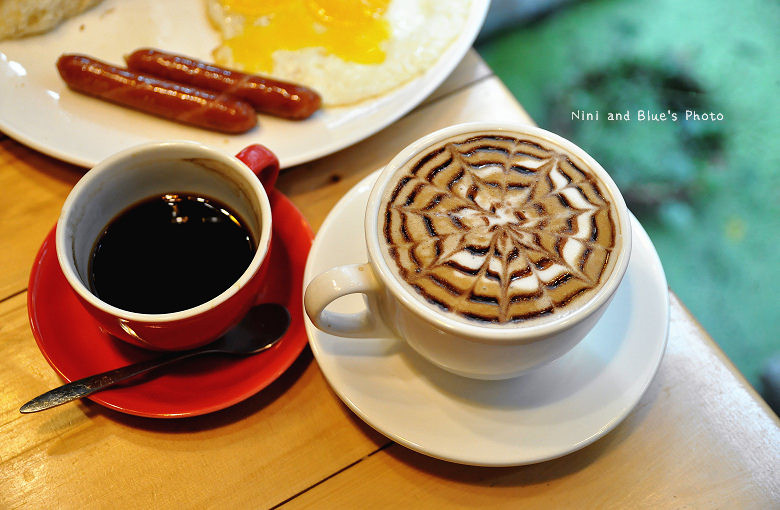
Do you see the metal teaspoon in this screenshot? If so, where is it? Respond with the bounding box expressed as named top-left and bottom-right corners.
top-left (20, 303), bottom-right (290, 413)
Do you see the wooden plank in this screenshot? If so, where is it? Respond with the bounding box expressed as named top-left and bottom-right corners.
top-left (419, 49), bottom-right (494, 107)
top-left (276, 76), bottom-right (533, 233)
top-left (281, 294), bottom-right (780, 509)
top-left (0, 141), bottom-right (82, 299)
top-left (0, 291), bottom-right (388, 509)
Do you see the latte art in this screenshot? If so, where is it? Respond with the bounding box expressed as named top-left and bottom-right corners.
top-left (379, 132), bottom-right (621, 325)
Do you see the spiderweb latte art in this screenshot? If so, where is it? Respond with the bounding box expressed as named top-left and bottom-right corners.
top-left (379, 132), bottom-right (622, 326)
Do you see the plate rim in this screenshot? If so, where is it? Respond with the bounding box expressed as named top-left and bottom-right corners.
top-left (0, 0), bottom-right (491, 169)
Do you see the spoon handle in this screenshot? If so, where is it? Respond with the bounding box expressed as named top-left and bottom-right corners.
top-left (19, 349), bottom-right (206, 414)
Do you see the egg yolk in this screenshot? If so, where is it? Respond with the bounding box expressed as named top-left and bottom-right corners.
top-left (216, 0), bottom-right (391, 72)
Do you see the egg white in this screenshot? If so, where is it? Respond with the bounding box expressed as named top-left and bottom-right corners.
top-left (207, 0), bottom-right (472, 106)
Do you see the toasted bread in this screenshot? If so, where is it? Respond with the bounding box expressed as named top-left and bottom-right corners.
top-left (0, 0), bottom-right (103, 40)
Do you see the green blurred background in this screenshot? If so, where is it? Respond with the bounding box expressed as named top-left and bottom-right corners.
top-left (476, 0), bottom-right (779, 397)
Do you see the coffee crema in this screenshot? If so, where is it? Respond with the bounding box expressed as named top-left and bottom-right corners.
top-left (379, 132), bottom-right (621, 326)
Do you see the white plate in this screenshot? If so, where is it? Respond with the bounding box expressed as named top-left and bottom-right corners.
top-left (303, 170), bottom-right (670, 467)
top-left (0, 0), bottom-right (489, 168)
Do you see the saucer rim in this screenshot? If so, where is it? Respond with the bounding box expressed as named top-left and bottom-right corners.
top-left (27, 190), bottom-right (313, 418)
top-left (303, 169), bottom-right (670, 466)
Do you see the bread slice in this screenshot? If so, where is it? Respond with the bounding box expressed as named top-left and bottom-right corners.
top-left (0, 0), bottom-right (103, 40)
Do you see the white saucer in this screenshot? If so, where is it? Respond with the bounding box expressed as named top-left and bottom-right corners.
top-left (303, 171), bottom-right (670, 467)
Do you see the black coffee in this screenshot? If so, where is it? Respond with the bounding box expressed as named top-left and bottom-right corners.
top-left (89, 193), bottom-right (256, 314)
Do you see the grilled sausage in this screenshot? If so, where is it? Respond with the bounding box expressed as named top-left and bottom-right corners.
top-left (57, 54), bottom-right (257, 134)
top-left (125, 48), bottom-right (321, 120)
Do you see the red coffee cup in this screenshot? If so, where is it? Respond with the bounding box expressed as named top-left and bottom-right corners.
top-left (56, 141), bottom-right (279, 350)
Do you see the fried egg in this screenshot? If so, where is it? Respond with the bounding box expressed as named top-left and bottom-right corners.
top-left (207, 0), bottom-right (471, 106)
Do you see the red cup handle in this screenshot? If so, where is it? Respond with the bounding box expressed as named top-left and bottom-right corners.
top-left (235, 144), bottom-right (280, 192)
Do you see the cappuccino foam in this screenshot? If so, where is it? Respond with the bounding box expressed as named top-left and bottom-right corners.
top-left (379, 132), bottom-right (622, 326)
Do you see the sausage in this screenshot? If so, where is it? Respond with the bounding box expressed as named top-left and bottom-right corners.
top-left (125, 48), bottom-right (321, 120)
top-left (57, 54), bottom-right (257, 134)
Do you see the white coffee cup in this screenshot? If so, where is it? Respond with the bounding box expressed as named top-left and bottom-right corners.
top-left (304, 123), bottom-right (632, 379)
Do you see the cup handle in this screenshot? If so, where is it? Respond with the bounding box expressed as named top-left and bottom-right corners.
top-left (235, 144), bottom-right (280, 192)
top-left (304, 263), bottom-right (387, 338)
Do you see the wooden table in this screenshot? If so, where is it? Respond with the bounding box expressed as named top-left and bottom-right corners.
top-left (1, 51), bottom-right (778, 509)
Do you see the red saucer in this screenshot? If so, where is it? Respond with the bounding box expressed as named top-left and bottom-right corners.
top-left (27, 190), bottom-right (313, 418)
